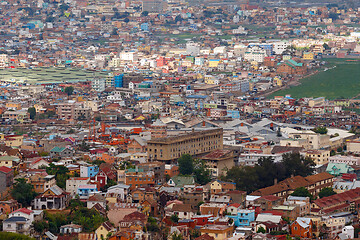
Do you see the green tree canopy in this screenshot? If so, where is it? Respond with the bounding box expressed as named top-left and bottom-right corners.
top-left (281, 152), bottom-right (315, 178)
top-left (222, 153), bottom-right (315, 193)
top-left (291, 187), bottom-right (313, 200)
top-left (28, 107), bottom-right (36, 120)
top-left (178, 154), bottom-right (194, 175)
top-left (64, 86), bottom-right (74, 96)
top-left (319, 187), bottom-right (336, 198)
top-left (312, 126), bottom-right (328, 134)
top-left (193, 159), bottom-right (211, 185)
top-left (46, 163), bottom-right (70, 189)
top-left (11, 178), bottom-right (37, 207)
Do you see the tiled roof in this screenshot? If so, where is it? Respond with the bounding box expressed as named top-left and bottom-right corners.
top-left (0, 166), bottom-right (12, 173)
top-left (314, 188), bottom-right (360, 209)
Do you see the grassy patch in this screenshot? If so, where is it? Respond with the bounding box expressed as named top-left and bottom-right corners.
top-left (270, 58), bottom-right (360, 100)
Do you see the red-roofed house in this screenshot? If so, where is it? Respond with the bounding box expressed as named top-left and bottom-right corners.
top-left (29, 158), bottom-right (49, 169)
top-left (227, 203), bottom-right (242, 215)
top-left (312, 188), bottom-right (360, 215)
top-left (9, 208), bottom-right (35, 222)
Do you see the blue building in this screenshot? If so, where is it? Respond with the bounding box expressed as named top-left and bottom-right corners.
top-left (114, 74), bottom-right (124, 88)
top-left (227, 209), bottom-right (255, 227)
top-left (227, 110), bottom-right (240, 119)
top-left (80, 165), bottom-right (99, 178)
top-left (140, 23), bottom-right (149, 32)
top-left (76, 184), bottom-right (98, 198)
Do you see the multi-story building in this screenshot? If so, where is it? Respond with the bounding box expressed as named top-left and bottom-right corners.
top-left (302, 149), bottom-right (330, 166)
top-left (201, 149), bottom-right (234, 177)
top-left (80, 165), bottom-right (99, 178)
top-left (29, 174), bottom-right (56, 193)
top-left (147, 128), bottom-right (223, 163)
top-left (92, 78), bottom-right (106, 92)
top-left (125, 168), bottom-right (155, 190)
top-left (251, 172), bottom-right (334, 198)
top-left (0, 166), bottom-right (13, 193)
top-left (66, 177), bottom-right (90, 196)
top-left (244, 46), bottom-right (267, 63)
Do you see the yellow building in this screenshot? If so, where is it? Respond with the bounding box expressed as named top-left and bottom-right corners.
top-left (303, 52), bottom-right (314, 60)
top-left (208, 59), bottom-right (220, 68)
top-left (0, 155), bottom-right (20, 168)
top-left (303, 149), bottom-right (330, 166)
top-left (147, 128), bottom-right (223, 163)
top-left (273, 77), bottom-right (282, 87)
top-left (200, 225), bottom-right (234, 240)
top-left (95, 221), bottom-right (115, 240)
top-left (5, 135), bottom-right (24, 147)
top-left (34, 104), bottom-right (46, 114)
top-left (5, 102), bottom-right (21, 110)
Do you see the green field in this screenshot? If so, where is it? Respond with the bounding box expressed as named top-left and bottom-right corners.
top-left (270, 58), bottom-right (360, 100)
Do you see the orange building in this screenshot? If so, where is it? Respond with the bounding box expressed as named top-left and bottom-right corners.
top-left (0, 200), bottom-right (20, 214)
top-left (165, 165), bottom-right (179, 177)
top-left (125, 169), bottom-right (155, 190)
top-left (277, 59), bottom-right (306, 76)
top-left (97, 152), bottom-right (116, 164)
top-left (127, 137), bottom-right (146, 154)
top-left (290, 217), bottom-right (312, 238)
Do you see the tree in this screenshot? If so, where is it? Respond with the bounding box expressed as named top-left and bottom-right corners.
top-left (323, 43), bottom-right (330, 50)
top-left (28, 107), bottom-right (36, 120)
top-left (222, 166), bottom-right (259, 193)
top-left (291, 187), bottom-right (313, 200)
top-left (312, 126), bottom-right (328, 134)
top-left (193, 159), bottom-right (211, 185)
top-left (328, 12), bottom-right (339, 21)
top-left (11, 178), bottom-right (37, 207)
top-left (64, 86), bottom-right (74, 96)
top-left (124, 17), bottom-right (130, 23)
top-left (281, 153), bottom-right (315, 178)
top-left (141, 11), bottom-right (149, 17)
top-left (178, 154), bottom-right (194, 175)
top-left (319, 187), bottom-right (336, 198)
top-left (170, 214), bottom-right (179, 224)
top-left (46, 163), bottom-right (70, 189)
top-left (190, 229), bottom-right (201, 239)
top-left (111, 28), bottom-right (118, 35)
top-left (146, 217), bottom-right (160, 232)
top-left (171, 232), bottom-right (183, 240)
top-left (257, 226), bottom-right (266, 233)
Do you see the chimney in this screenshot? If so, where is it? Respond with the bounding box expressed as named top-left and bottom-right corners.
top-left (274, 178), bottom-right (278, 185)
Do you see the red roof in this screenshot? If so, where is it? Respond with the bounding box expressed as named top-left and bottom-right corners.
top-left (314, 188), bottom-right (360, 209)
top-left (228, 203), bottom-right (241, 208)
top-left (0, 166), bottom-right (12, 173)
top-left (259, 195), bottom-right (281, 202)
top-left (12, 208), bottom-right (33, 215)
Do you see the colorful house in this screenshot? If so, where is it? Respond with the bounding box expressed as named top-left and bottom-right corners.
top-left (290, 217), bottom-right (313, 238)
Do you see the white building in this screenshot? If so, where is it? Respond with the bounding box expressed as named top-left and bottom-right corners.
top-left (186, 42), bottom-right (200, 56)
top-left (91, 78), bottom-right (106, 92)
top-left (342, 226), bottom-right (354, 239)
top-left (120, 51), bottom-right (138, 62)
top-left (66, 177), bottom-right (90, 196)
top-left (244, 46), bottom-right (267, 63)
top-left (272, 41), bottom-right (290, 55)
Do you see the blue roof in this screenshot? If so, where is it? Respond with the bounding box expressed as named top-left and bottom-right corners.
top-left (4, 216), bottom-right (28, 222)
top-left (186, 95), bottom-right (208, 99)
